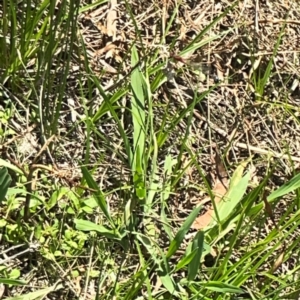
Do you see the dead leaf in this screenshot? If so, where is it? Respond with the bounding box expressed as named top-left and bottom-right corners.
top-left (94, 42), bottom-right (117, 57)
top-left (192, 151), bottom-right (229, 230)
top-left (97, 22), bottom-right (108, 35)
top-left (178, 22), bottom-right (187, 41)
top-left (262, 190), bottom-right (278, 229)
top-left (106, 0), bottom-right (118, 40)
top-left (271, 251), bottom-right (285, 274)
top-left (192, 179), bottom-right (228, 229)
top-left (215, 150), bottom-right (227, 182)
top-left (90, 7), bottom-right (105, 18)
top-left (99, 59), bottom-right (118, 74)
top-left (192, 208), bottom-right (215, 230)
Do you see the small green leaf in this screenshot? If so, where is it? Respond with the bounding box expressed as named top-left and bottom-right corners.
top-left (67, 207), bottom-right (75, 214)
top-left (0, 159), bottom-right (23, 175)
top-left (81, 206), bottom-right (93, 214)
top-left (74, 219), bottom-right (121, 240)
top-left (47, 187), bottom-right (69, 211)
top-left (9, 269), bottom-right (21, 280)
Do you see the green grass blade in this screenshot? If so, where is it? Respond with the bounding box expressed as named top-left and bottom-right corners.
top-left (181, 2), bottom-right (237, 56)
top-left (188, 231), bottom-right (204, 281)
top-left (0, 278), bottom-right (25, 285)
top-left (175, 248), bottom-right (198, 272)
top-left (131, 44), bottom-right (146, 172)
top-left (268, 172), bottom-right (300, 201)
top-left (203, 281), bottom-right (245, 294)
top-left (81, 166), bottom-right (114, 227)
top-left (255, 23), bottom-right (286, 97)
top-left (136, 234), bottom-right (177, 295)
top-left (89, 73), bottom-right (133, 166)
top-left (0, 167), bottom-right (11, 203)
top-left (215, 170), bottom-right (251, 225)
top-left (166, 205), bottom-right (202, 259)
top-left (74, 219), bottom-right (122, 241)
top-left (5, 283), bottom-right (63, 300)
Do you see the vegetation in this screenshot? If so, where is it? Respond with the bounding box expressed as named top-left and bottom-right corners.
top-left (0, 0), bottom-right (300, 299)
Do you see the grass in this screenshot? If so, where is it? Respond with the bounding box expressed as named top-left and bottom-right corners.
top-left (1, 0), bottom-right (300, 299)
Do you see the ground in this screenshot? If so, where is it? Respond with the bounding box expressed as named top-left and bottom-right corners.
top-left (0, 0), bottom-right (300, 299)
